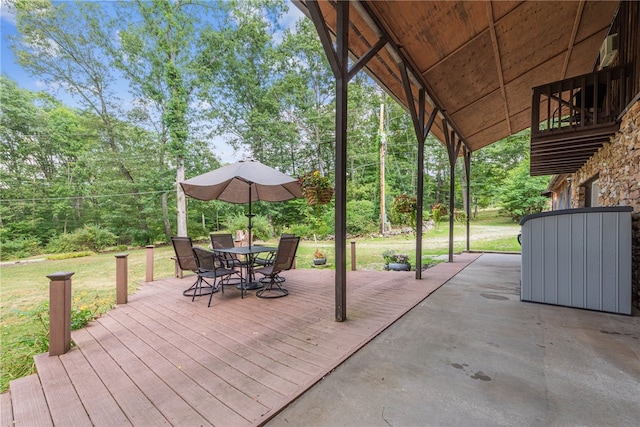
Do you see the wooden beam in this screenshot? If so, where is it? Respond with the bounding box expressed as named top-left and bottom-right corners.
top-left (443, 121), bottom-right (461, 263)
top-left (561, 0), bottom-right (585, 79)
top-left (463, 147), bottom-right (471, 253)
top-left (347, 36), bottom-right (387, 81)
top-left (334, 0), bottom-right (349, 322)
top-left (306, 1), bottom-right (341, 78)
top-left (401, 61), bottom-right (440, 279)
top-left (486, 2), bottom-right (512, 134)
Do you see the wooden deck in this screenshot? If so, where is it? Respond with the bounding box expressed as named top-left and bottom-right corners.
top-left (4, 253), bottom-right (480, 427)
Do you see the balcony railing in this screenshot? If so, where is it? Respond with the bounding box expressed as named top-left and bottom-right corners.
top-left (529, 63), bottom-right (635, 176)
top-left (531, 63), bottom-right (634, 137)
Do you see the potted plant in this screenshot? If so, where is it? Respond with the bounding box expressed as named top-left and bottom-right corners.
top-left (298, 170), bottom-right (334, 205)
top-left (313, 248), bottom-right (327, 265)
top-left (382, 249), bottom-right (411, 271)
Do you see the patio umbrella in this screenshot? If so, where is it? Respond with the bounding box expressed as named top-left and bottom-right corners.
top-left (180, 159), bottom-right (303, 248)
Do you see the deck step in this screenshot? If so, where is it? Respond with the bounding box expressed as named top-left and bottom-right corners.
top-left (1, 391), bottom-right (13, 427)
top-left (9, 374), bottom-right (52, 427)
top-left (34, 353), bottom-right (92, 426)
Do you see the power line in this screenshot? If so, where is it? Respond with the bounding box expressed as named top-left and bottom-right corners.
top-left (1, 190), bottom-right (173, 203)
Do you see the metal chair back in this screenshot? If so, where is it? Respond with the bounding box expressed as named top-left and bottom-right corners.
top-left (171, 236), bottom-right (197, 272)
top-left (272, 236), bottom-right (300, 273)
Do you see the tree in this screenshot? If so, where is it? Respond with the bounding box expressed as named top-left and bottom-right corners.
top-left (10, 0), bottom-right (153, 238)
top-left (112, 0), bottom-right (219, 237)
top-left (499, 157), bottom-right (551, 221)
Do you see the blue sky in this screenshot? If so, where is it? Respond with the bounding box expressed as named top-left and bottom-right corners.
top-left (0, 1), bottom-right (306, 163)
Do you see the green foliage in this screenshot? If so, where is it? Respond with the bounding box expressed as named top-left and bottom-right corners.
top-left (225, 213), bottom-right (272, 242)
top-left (499, 158), bottom-right (551, 221)
top-left (1, 293), bottom-right (111, 391)
top-left (346, 200), bottom-right (377, 235)
top-left (46, 251), bottom-right (93, 260)
top-left (381, 249), bottom-right (410, 267)
top-left (0, 237), bottom-right (41, 260)
top-left (46, 225), bottom-right (116, 253)
top-left (431, 203), bottom-right (447, 228)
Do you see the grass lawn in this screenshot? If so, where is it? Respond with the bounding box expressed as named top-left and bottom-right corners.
top-left (0, 209), bottom-right (521, 391)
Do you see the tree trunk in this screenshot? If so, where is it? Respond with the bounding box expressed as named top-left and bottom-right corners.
top-left (460, 163), bottom-right (468, 217)
top-left (162, 192), bottom-right (172, 239)
top-left (176, 156), bottom-right (187, 236)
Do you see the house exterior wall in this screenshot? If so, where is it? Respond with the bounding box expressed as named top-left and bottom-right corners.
top-left (549, 100), bottom-right (639, 310)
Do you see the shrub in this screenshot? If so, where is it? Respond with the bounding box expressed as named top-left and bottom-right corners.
top-left (46, 251), bottom-right (93, 260)
top-left (46, 225), bottom-right (117, 253)
top-left (499, 158), bottom-right (550, 221)
top-left (347, 200), bottom-right (377, 235)
top-left (0, 237), bottom-right (41, 260)
top-left (226, 213), bottom-right (272, 241)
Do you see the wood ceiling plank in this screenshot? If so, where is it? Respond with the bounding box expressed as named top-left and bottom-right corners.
top-left (564, 31), bottom-right (610, 77)
top-left (489, 1), bottom-right (524, 22)
top-left (451, 90), bottom-right (505, 138)
top-left (465, 120), bottom-right (510, 152)
top-left (575, 1), bottom-right (620, 42)
top-left (423, 31), bottom-right (499, 114)
top-left (497, 1), bottom-right (579, 83)
top-left (369, 1), bottom-right (488, 72)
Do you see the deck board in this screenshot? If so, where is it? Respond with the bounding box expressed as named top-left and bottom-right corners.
top-left (6, 253), bottom-right (480, 426)
top-left (33, 354), bottom-right (92, 426)
top-left (9, 375), bottom-right (53, 427)
top-left (0, 391), bottom-right (12, 427)
top-left (58, 344), bottom-right (132, 427)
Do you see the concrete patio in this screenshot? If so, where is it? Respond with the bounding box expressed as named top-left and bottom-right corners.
top-left (267, 253), bottom-right (639, 427)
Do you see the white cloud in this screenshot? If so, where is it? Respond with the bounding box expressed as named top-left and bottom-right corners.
top-left (0, 2), bottom-right (17, 25)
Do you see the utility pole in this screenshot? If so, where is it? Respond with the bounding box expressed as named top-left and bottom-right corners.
top-left (379, 103), bottom-right (387, 234)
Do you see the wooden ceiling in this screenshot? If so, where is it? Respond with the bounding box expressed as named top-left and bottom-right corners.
top-left (294, 0), bottom-right (619, 155)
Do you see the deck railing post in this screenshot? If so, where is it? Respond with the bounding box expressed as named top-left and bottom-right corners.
top-left (47, 271), bottom-right (74, 356)
top-left (146, 245), bottom-right (154, 282)
top-left (350, 241), bottom-right (356, 271)
top-left (116, 253), bottom-right (129, 305)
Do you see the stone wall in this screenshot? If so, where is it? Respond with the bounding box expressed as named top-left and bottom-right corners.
top-left (562, 100), bottom-right (640, 309)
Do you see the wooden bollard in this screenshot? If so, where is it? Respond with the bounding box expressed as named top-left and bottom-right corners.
top-left (115, 254), bottom-right (128, 305)
top-left (145, 245), bottom-right (154, 282)
top-left (47, 272), bottom-right (74, 356)
top-left (351, 241), bottom-right (356, 271)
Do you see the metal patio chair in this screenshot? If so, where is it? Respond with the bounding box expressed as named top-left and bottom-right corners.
top-left (171, 236), bottom-right (215, 299)
top-left (254, 236), bottom-right (300, 298)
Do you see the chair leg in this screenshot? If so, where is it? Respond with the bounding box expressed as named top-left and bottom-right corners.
top-left (256, 276), bottom-right (288, 299)
top-left (183, 276), bottom-right (215, 298)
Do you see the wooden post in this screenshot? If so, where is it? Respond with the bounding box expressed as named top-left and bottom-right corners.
top-left (115, 254), bottom-right (128, 305)
top-left (350, 241), bottom-right (356, 271)
top-left (47, 271), bottom-right (74, 356)
top-left (145, 245), bottom-right (154, 282)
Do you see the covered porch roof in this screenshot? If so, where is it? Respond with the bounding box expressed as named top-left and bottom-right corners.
top-left (293, 0), bottom-right (618, 153)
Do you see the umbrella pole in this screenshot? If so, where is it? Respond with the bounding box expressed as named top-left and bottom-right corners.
top-left (247, 185), bottom-right (253, 249)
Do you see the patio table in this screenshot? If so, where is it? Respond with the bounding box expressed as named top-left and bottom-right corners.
top-left (213, 245), bottom-right (277, 290)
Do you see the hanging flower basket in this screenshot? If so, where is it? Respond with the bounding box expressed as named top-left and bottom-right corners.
top-left (304, 187), bottom-right (334, 205)
top-left (392, 193), bottom-right (417, 214)
top-left (299, 170), bottom-right (334, 206)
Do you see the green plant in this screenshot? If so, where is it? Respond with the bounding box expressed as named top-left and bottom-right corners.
top-left (390, 194), bottom-right (417, 229)
top-left (391, 193), bottom-right (416, 214)
top-left (382, 249), bottom-right (410, 265)
top-left (346, 200), bottom-right (377, 235)
top-left (431, 203), bottom-right (447, 228)
top-left (225, 213), bottom-right (272, 241)
top-left (298, 170), bottom-right (332, 191)
top-left (46, 251), bottom-right (93, 260)
top-left (499, 158), bottom-right (551, 221)
top-left (46, 225), bottom-right (117, 253)
top-left (70, 293), bottom-right (110, 330)
top-left (0, 237), bottom-right (41, 260)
